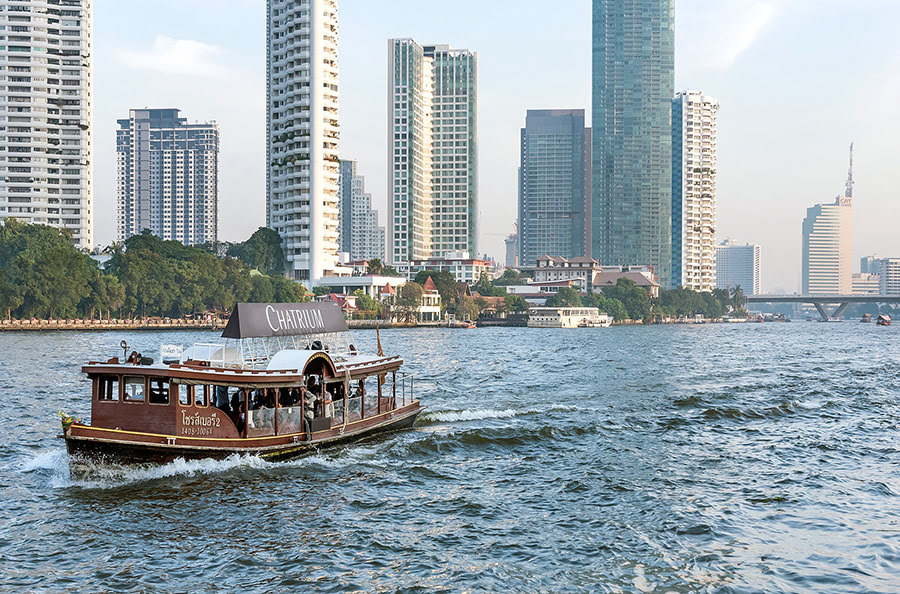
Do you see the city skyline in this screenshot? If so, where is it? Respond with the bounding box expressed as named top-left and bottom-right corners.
top-left (82, 0), bottom-right (900, 292)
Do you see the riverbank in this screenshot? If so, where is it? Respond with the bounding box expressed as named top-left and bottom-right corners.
top-left (0, 317), bottom-right (479, 332)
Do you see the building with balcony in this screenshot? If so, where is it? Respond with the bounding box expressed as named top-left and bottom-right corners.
top-left (715, 239), bottom-right (761, 295)
top-left (518, 109), bottom-right (590, 266)
top-left (0, 0), bottom-right (93, 248)
top-left (398, 250), bottom-right (491, 283)
top-left (388, 38), bottom-right (477, 265)
top-left (116, 109), bottom-right (218, 245)
top-left (338, 159), bottom-right (385, 261)
top-left (592, 0), bottom-right (675, 287)
top-left (267, 0), bottom-right (346, 284)
top-left (672, 91), bottom-right (718, 292)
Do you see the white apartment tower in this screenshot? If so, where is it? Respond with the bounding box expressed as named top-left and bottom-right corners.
top-left (267, 0), bottom-right (342, 283)
top-left (116, 109), bottom-right (218, 245)
top-left (672, 90), bottom-right (718, 292)
top-left (802, 197), bottom-right (852, 295)
top-left (0, 0), bottom-right (93, 248)
top-left (388, 38), bottom-right (477, 265)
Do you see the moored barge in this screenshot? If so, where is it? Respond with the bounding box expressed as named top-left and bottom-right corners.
top-left (61, 303), bottom-right (421, 469)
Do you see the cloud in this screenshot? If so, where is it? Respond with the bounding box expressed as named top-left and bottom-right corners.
top-left (680, 1), bottom-right (777, 71)
top-left (117, 36), bottom-right (235, 79)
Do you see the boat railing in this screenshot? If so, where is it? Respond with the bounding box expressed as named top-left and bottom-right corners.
top-left (397, 372), bottom-right (415, 408)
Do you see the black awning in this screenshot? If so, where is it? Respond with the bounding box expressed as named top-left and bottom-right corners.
top-left (221, 302), bottom-right (349, 339)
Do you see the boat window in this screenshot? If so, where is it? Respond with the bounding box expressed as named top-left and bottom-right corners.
top-left (123, 376), bottom-right (145, 402)
top-left (361, 377), bottom-right (378, 418)
top-left (195, 385), bottom-right (208, 407)
top-left (97, 375), bottom-right (119, 402)
top-left (177, 383), bottom-right (190, 406)
top-left (148, 378), bottom-right (169, 405)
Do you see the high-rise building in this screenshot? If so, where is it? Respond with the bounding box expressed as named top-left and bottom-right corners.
top-left (267, 0), bottom-right (343, 283)
top-left (858, 257), bottom-right (900, 295)
top-left (116, 109), bottom-right (218, 245)
top-left (388, 38), bottom-right (477, 265)
top-left (715, 240), bottom-right (761, 295)
top-left (518, 109), bottom-right (590, 266)
top-left (504, 231), bottom-right (519, 268)
top-left (802, 197), bottom-right (852, 295)
top-left (592, 0), bottom-right (675, 287)
top-left (852, 272), bottom-right (881, 296)
top-left (672, 91), bottom-right (718, 292)
top-left (338, 159), bottom-right (385, 261)
top-left (0, 0), bottom-right (93, 248)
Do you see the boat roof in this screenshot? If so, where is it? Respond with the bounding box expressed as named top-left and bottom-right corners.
top-left (221, 302), bottom-right (349, 339)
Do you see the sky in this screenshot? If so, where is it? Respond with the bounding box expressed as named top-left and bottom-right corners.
top-left (93, 0), bottom-right (900, 293)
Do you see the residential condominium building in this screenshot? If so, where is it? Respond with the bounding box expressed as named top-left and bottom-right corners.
top-left (672, 91), bottom-right (718, 292)
top-left (0, 0), bottom-right (93, 249)
top-left (388, 38), bottom-right (477, 265)
top-left (802, 197), bottom-right (852, 295)
top-left (518, 109), bottom-right (590, 266)
top-left (715, 239), bottom-right (761, 295)
top-left (116, 109), bottom-right (218, 245)
top-left (267, 0), bottom-right (345, 283)
top-left (338, 159), bottom-right (385, 261)
top-left (592, 0), bottom-right (675, 287)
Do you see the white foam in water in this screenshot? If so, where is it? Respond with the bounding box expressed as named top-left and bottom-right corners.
top-left (423, 408), bottom-right (520, 422)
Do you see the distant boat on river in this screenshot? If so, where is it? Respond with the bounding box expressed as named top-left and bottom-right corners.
top-left (877, 315), bottom-right (891, 326)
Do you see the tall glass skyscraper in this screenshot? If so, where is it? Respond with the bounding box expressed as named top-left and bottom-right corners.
top-left (518, 109), bottom-right (590, 266)
top-left (592, 0), bottom-right (675, 287)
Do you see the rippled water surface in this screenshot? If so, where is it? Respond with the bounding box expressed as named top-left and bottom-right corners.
top-left (2, 324), bottom-right (899, 592)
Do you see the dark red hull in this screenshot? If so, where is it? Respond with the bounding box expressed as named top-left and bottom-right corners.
top-left (64, 403), bottom-right (421, 467)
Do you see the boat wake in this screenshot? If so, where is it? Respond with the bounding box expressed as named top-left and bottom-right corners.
top-left (420, 403), bottom-right (583, 424)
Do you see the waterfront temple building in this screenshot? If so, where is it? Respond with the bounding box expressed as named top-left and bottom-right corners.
top-left (518, 109), bottom-right (590, 267)
top-left (0, 0), bottom-right (94, 249)
top-left (388, 38), bottom-right (478, 265)
top-left (672, 91), bottom-right (718, 292)
top-left (592, 0), bottom-right (675, 287)
top-left (116, 109), bottom-right (219, 245)
top-left (267, 0), bottom-right (347, 283)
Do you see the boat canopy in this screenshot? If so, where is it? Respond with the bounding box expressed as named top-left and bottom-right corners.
top-left (221, 302), bottom-right (349, 339)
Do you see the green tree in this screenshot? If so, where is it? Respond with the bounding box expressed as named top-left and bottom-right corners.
top-left (495, 268), bottom-right (527, 286)
top-left (503, 294), bottom-right (529, 313)
top-left (545, 286), bottom-right (582, 307)
top-left (603, 278), bottom-right (650, 321)
top-left (455, 295), bottom-right (480, 320)
top-left (249, 274), bottom-right (275, 303)
top-left (226, 227), bottom-right (285, 276)
top-left (396, 282), bottom-right (424, 322)
top-left (414, 270), bottom-right (458, 308)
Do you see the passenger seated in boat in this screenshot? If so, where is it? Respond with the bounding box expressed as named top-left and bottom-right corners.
top-left (250, 389), bottom-right (264, 410)
top-left (230, 389), bottom-right (243, 416)
top-left (214, 386), bottom-right (229, 412)
top-left (278, 387), bottom-right (292, 408)
top-left (263, 388), bottom-right (276, 409)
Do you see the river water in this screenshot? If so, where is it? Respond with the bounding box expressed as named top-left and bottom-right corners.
top-left (2, 323), bottom-right (899, 592)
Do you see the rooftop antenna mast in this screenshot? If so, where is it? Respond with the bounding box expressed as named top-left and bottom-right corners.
top-left (845, 142), bottom-right (854, 198)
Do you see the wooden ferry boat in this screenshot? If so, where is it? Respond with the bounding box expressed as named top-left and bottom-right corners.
top-left (61, 303), bottom-right (422, 469)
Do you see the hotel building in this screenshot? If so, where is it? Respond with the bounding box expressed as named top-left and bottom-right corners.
top-left (802, 197), bottom-right (852, 295)
top-left (0, 0), bottom-right (93, 248)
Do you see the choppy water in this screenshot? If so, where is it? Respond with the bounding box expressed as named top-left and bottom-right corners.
top-left (2, 323), bottom-right (899, 592)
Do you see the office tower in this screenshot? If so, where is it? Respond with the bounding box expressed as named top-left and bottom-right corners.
top-left (267, 0), bottom-right (341, 283)
top-left (0, 0), bottom-right (93, 248)
top-left (802, 197), bottom-right (852, 295)
top-left (852, 272), bottom-right (880, 296)
top-left (388, 38), bottom-right (477, 265)
top-left (592, 0), bottom-right (675, 287)
top-left (505, 230), bottom-right (519, 267)
top-left (116, 109), bottom-right (218, 245)
top-left (858, 257), bottom-right (900, 295)
top-left (518, 109), bottom-right (590, 266)
top-left (715, 239), bottom-right (761, 295)
top-left (338, 159), bottom-right (385, 261)
top-left (672, 91), bottom-right (718, 292)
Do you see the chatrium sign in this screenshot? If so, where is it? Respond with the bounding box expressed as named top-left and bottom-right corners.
top-left (220, 302), bottom-right (349, 339)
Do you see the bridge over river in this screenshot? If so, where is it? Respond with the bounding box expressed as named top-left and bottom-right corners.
top-left (747, 294), bottom-right (900, 321)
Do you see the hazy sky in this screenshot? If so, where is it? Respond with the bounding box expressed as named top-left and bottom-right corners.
top-left (94, 0), bottom-right (900, 292)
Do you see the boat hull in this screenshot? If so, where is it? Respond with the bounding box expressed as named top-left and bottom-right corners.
top-left (64, 403), bottom-right (422, 468)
